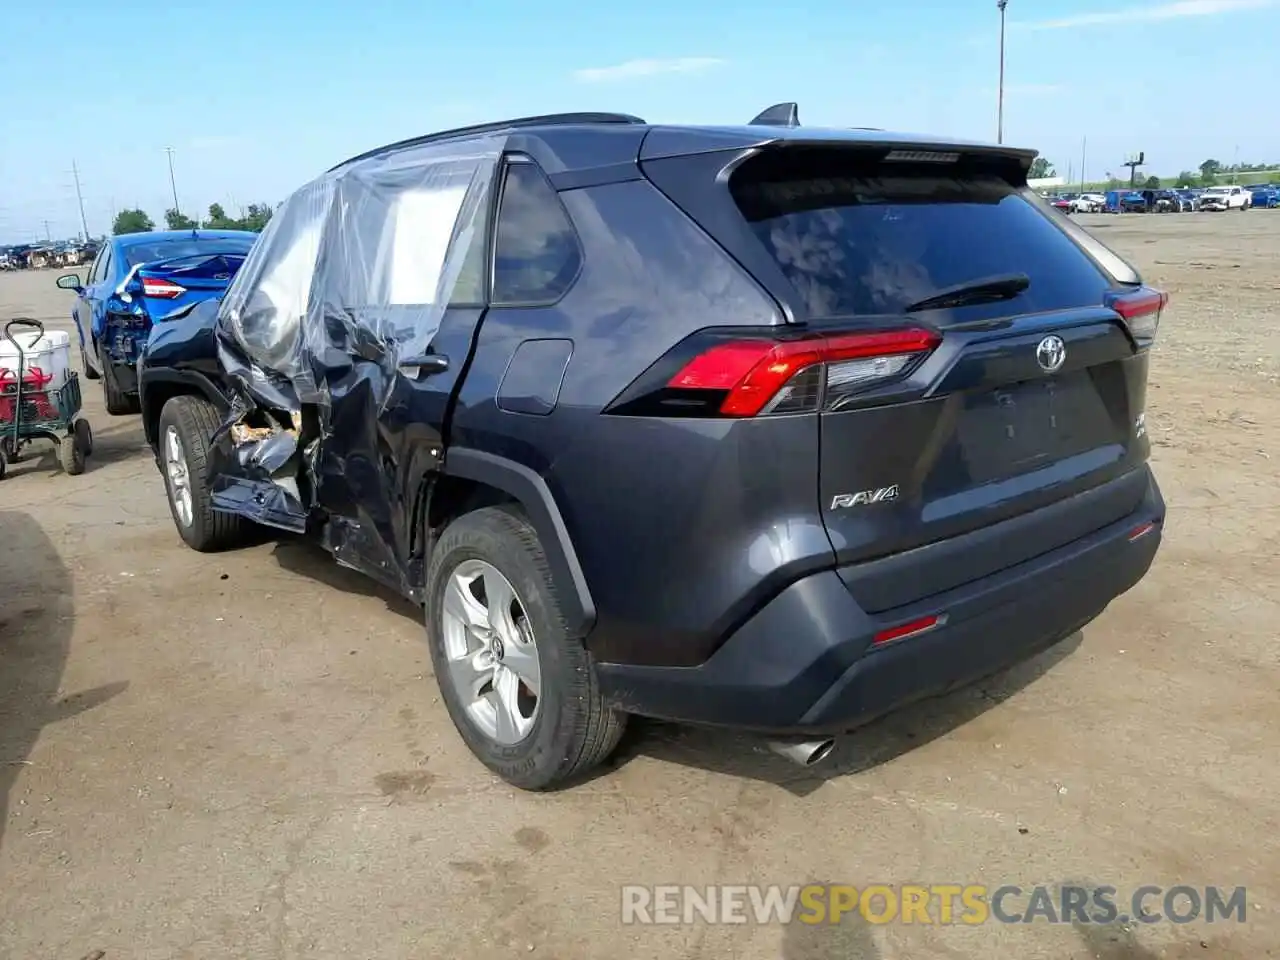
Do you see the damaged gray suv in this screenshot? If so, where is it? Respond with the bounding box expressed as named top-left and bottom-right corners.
top-left (140, 107), bottom-right (1166, 790)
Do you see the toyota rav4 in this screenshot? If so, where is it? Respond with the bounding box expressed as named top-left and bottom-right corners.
top-left (138, 104), bottom-right (1166, 789)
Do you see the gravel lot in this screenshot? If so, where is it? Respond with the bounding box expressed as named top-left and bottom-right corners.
top-left (1, 212), bottom-right (1277, 959)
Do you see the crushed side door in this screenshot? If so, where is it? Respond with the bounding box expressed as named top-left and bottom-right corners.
top-left (204, 140), bottom-right (503, 594)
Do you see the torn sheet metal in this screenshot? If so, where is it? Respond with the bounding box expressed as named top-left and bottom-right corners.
top-left (207, 136), bottom-right (503, 579)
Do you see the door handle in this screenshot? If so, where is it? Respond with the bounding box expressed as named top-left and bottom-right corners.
top-left (398, 354), bottom-right (450, 379)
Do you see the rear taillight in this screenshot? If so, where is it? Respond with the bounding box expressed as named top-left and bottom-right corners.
top-left (658, 328), bottom-right (940, 417)
top-left (1106, 285), bottom-right (1167, 345)
top-left (141, 277), bottom-right (187, 299)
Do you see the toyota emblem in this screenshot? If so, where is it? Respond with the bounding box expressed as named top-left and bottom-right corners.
top-left (1036, 335), bottom-right (1066, 373)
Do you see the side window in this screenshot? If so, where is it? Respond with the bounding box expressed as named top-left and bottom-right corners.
top-left (490, 161), bottom-right (582, 306)
top-left (87, 247), bottom-right (105, 283)
top-left (95, 248), bottom-right (113, 284)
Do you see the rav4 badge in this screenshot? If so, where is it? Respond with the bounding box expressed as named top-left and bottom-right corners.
top-left (831, 485), bottom-right (900, 510)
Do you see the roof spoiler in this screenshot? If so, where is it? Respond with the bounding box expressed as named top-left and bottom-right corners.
top-left (749, 102), bottom-right (800, 127)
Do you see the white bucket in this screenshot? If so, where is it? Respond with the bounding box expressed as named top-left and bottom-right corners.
top-left (0, 329), bottom-right (73, 389)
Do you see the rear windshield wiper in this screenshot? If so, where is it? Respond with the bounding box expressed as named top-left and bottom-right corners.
top-left (904, 272), bottom-right (1030, 313)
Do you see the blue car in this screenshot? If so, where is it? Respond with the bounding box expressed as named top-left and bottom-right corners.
top-left (56, 230), bottom-right (257, 414)
top-left (1245, 184), bottom-right (1280, 208)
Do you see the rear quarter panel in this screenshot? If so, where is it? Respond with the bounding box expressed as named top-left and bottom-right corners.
top-left (449, 177), bottom-right (835, 666)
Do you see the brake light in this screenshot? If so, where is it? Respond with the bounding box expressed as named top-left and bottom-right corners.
top-left (1107, 286), bottom-right (1167, 344)
top-left (664, 328), bottom-right (940, 417)
top-left (141, 277), bottom-right (187, 299)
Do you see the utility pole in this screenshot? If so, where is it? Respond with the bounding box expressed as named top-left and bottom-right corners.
top-left (164, 146), bottom-right (181, 215)
top-left (72, 159), bottom-right (90, 241)
top-left (42, 220), bottom-right (52, 242)
top-left (997, 0), bottom-right (1009, 144)
top-left (1079, 136), bottom-right (1087, 193)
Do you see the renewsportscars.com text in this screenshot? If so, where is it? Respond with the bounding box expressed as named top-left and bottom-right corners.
top-left (620, 884), bottom-right (1248, 926)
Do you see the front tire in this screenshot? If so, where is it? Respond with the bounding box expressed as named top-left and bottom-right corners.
top-left (157, 395), bottom-right (248, 552)
top-left (425, 505), bottom-right (625, 790)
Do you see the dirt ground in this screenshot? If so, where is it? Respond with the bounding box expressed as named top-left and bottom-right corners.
top-left (0, 212), bottom-right (1277, 960)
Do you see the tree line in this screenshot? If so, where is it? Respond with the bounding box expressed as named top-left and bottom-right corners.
top-left (1030, 156), bottom-right (1280, 191)
top-left (112, 202), bottom-right (274, 236)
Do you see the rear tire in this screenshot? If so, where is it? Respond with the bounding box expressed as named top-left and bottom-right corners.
top-left (81, 346), bottom-right (100, 380)
top-left (58, 433), bottom-right (86, 476)
top-left (102, 360), bottom-right (139, 415)
top-left (425, 505), bottom-right (626, 790)
top-left (157, 395), bottom-right (248, 552)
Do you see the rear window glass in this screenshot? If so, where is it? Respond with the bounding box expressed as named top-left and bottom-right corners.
top-left (731, 155), bottom-right (1111, 321)
top-left (491, 162), bottom-right (582, 306)
top-left (124, 237), bottom-right (254, 267)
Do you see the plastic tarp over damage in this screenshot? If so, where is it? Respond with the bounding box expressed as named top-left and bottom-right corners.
top-left (207, 137), bottom-right (502, 586)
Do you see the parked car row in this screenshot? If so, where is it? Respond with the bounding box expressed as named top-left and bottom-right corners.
top-left (1045, 183), bottom-right (1280, 214)
top-left (1, 239), bottom-right (100, 271)
top-left (53, 112), bottom-right (1167, 790)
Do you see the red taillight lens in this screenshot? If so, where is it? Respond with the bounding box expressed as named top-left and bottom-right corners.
top-left (141, 277), bottom-right (187, 299)
top-left (1107, 286), bottom-right (1167, 344)
top-left (665, 328), bottom-right (940, 418)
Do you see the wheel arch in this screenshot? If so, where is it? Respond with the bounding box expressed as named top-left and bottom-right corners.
top-left (420, 447), bottom-right (596, 636)
top-left (140, 371), bottom-right (229, 450)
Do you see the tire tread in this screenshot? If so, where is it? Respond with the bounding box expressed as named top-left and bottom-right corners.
top-left (427, 505), bottom-right (625, 789)
top-left (160, 395), bottom-right (246, 551)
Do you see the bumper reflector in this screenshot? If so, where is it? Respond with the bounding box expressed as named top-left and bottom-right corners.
top-left (874, 613), bottom-right (947, 646)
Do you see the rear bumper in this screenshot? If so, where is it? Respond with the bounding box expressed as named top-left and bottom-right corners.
top-left (597, 468), bottom-right (1164, 734)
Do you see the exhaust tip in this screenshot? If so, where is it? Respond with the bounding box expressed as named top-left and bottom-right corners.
top-left (767, 738), bottom-right (837, 767)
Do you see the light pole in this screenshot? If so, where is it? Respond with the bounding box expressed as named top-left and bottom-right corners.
top-left (72, 159), bottom-right (90, 241)
top-left (164, 146), bottom-right (181, 216)
top-left (997, 0), bottom-right (1009, 144)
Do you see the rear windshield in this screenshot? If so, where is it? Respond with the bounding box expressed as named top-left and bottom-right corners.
top-left (124, 237), bottom-right (255, 268)
top-left (730, 153), bottom-right (1111, 321)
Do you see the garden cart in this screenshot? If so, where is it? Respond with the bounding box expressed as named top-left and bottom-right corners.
top-left (0, 318), bottom-right (93, 478)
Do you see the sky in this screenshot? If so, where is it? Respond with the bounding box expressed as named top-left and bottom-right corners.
top-left (2, 0), bottom-right (1279, 242)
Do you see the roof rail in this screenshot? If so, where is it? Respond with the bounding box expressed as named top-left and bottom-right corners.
top-left (749, 102), bottom-right (800, 128)
top-left (329, 112), bottom-right (647, 171)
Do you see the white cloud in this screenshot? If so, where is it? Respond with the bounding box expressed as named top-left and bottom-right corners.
top-left (1020, 0), bottom-right (1276, 30)
top-left (572, 57), bottom-right (725, 83)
